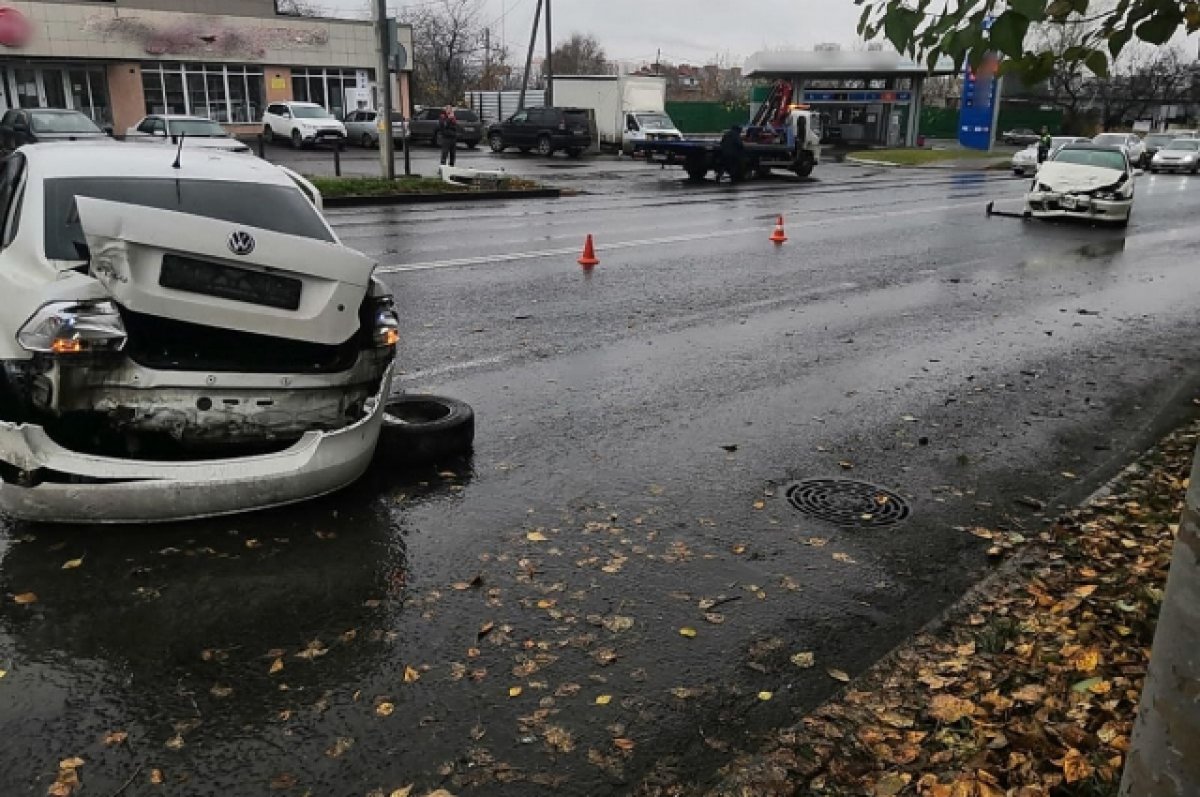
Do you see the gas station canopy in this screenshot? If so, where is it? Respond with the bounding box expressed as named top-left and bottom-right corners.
top-left (743, 49), bottom-right (959, 148)
top-left (744, 50), bottom-right (958, 80)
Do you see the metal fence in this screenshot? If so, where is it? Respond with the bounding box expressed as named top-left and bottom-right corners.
top-left (464, 90), bottom-right (547, 126)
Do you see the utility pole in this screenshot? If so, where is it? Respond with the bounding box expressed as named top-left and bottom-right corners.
top-left (517, 0), bottom-right (542, 111)
top-left (374, 0), bottom-right (394, 179)
top-left (483, 27), bottom-right (491, 90)
top-left (543, 0), bottom-right (553, 105)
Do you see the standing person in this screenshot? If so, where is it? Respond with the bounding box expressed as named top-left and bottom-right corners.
top-left (438, 105), bottom-right (459, 167)
top-left (1037, 125), bottom-right (1052, 164)
top-left (716, 124), bottom-right (745, 183)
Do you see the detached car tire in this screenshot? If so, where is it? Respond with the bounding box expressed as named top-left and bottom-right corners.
top-left (378, 394), bottom-right (475, 465)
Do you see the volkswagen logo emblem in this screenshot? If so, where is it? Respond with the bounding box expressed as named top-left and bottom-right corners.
top-left (228, 230), bottom-right (256, 256)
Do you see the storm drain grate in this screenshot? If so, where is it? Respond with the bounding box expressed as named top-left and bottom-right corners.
top-left (785, 479), bottom-right (911, 528)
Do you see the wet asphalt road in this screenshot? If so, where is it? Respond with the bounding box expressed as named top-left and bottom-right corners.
top-left (3, 161), bottom-right (1200, 797)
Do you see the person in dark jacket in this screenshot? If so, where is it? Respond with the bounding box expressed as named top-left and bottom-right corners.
top-left (716, 125), bottom-right (745, 183)
top-left (438, 105), bottom-right (459, 166)
top-left (1037, 126), bottom-right (1052, 164)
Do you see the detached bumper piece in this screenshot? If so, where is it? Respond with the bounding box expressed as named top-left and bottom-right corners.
top-left (0, 366), bottom-right (392, 524)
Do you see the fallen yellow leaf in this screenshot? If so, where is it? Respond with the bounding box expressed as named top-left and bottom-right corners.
top-left (832, 552), bottom-right (857, 564)
top-left (1062, 747), bottom-right (1094, 783)
top-left (594, 694), bottom-right (612, 705)
top-left (679, 627), bottom-right (698, 638)
top-left (12, 592), bottom-right (37, 605)
top-left (404, 665), bottom-right (421, 683)
top-left (164, 735), bottom-right (184, 750)
top-left (1074, 584), bottom-right (1098, 598)
top-left (61, 558), bottom-right (84, 570)
top-left (791, 651), bottom-right (815, 669)
top-left (59, 757), bottom-right (85, 770)
top-left (752, 500), bottom-right (766, 510)
top-left (103, 731), bottom-right (128, 746)
top-left (389, 787), bottom-right (414, 797)
top-left (268, 658), bottom-right (284, 675)
top-left (375, 701), bottom-right (395, 717)
top-left (0, 669), bottom-right (6, 679)
top-left (526, 530), bottom-right (548, 542)
top-left (928, 694), bottom-right (976, 723)
top-left (1072, 647), bottom-right (1102, 673)
top-left (827, 668), bottom-right (851, 683)
top-left (508, 686), bottom-right (522, 698)
top-left (613, 737), bottom-right (635, 752)
top-left (757, 691), bottom-right (773, 701)
top-left (149, 768), bottom-right (164, 785)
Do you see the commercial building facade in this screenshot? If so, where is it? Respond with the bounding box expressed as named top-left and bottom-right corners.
top-left (0, 0), bottom-right (410, 134)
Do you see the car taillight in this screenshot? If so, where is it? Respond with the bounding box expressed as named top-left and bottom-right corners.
top-left (370, 297), bottom-right (400, 348)
top-left (18, 300), bottom-right (127, 355)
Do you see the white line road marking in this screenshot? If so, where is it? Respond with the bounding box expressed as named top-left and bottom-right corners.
top-left (395, 354), bottom-right (509, 382)
top-left (376, 200), bottom-right (1006, 274)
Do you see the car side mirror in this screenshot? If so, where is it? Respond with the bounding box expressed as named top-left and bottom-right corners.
top-left (12, 122), bottom-right (28, 134)
top-left (103, 125), bottom-right (114, 137)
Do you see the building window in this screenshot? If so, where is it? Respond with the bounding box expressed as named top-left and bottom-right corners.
top-left (291, 68), bottom-right (370, 120)
top-left (141, 63), bottom-right (265, 124)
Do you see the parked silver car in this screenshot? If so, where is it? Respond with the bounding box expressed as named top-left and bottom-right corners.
top-left (343, 109), bottom-right (410, 149)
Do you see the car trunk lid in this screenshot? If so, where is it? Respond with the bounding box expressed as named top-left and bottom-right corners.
top-left (77, 197), bottom-right (374, 346)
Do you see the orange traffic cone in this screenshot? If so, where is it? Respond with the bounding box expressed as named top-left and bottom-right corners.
top-left (578, 234), bottom-right (599, 267)
top-left (769, 215), bottom-right (788, 244)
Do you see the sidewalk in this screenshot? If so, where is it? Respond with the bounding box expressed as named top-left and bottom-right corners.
top-left (684, 415), bottom-right (1196, 797)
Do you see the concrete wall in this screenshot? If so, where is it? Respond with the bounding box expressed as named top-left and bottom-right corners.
top-left (1, 1), bottom-right (376, 70)
top-left (32, 0), bottom-right (283, 19)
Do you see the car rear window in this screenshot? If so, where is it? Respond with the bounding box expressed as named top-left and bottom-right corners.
top-left (43, 177), bottom-right (334, 261)
top-left (563, 110), bottom-right (590, 127)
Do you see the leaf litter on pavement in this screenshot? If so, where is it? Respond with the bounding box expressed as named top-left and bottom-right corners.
top-left (681, 420), bottom-right (1196, 797)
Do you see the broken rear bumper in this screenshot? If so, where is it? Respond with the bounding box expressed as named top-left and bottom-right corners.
top-left (0, 365), bottom-right (392, 524)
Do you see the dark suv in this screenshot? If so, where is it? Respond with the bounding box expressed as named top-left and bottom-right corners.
top-left (0, 108), bottom-right (107, 153)
top-left (488, 107), bottom-right (592, 157)
top-left (409, 107), bottom-right (482, 149)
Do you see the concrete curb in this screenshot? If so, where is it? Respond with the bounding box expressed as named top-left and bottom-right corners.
top-left (322, 188), bottom-right (562, 207)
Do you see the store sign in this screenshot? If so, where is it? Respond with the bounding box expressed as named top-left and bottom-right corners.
top-left (0, 7), bottom-right (32, 48)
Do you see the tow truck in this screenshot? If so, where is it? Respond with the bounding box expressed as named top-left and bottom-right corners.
top-left (631, 81), bottom-right (821, 180)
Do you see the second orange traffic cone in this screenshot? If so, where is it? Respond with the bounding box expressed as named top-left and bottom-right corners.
top-left (769, 215), bottom-right (788, 244)
top-left (578, 234), bottom-right (599, 267)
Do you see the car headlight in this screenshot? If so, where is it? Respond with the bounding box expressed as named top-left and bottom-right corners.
top-left (18, 300), bottom-right (127, 354)
top-left (1183, 155), bottom-right (1196, 163)
top-left (370, 296), bottom-right (400, 348)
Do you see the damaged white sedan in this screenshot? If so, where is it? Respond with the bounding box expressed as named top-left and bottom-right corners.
top-left (1025, 145), bottom-right (1137, 227)
top-left (0, 143), bottom-right (399, 523)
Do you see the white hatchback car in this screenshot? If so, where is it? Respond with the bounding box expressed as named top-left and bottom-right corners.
top-left (0, 143), bottom-right (399, 523)
top-left (263, 101), bottom-right (347, 148)
top-left (1025, 144), bottom-right (1137, 227)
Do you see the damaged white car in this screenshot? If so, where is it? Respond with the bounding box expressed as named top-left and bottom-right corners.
top-left (1025, 145), bottom-right (1137, 227)
top-left (0, 143), bottom-right (401, 523)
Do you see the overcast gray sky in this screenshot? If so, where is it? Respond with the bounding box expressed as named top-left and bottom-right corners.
top-left (315, 0), bottom-right (866, 65)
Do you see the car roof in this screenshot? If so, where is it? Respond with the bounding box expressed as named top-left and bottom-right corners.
top-left (149, 114), bottom-right (222, 121)
top-left (29, 108), bottom-right (88, 115)
top-left (1062, 144), bottom-right (1124, 151)
top-left (18, 142), bottom-right (296, 186)
top-left (282, 101), bottom-right (321, 107)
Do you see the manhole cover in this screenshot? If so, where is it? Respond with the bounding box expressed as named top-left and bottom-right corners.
top-left (784, 479), bottom-right (910, 528)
